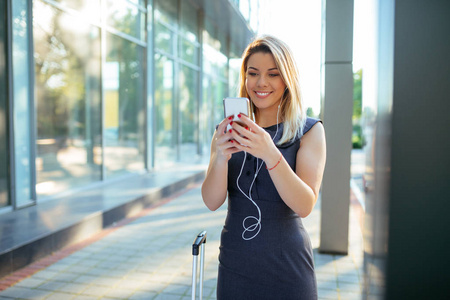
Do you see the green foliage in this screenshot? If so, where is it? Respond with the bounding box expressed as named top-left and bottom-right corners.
top-left (352, 69), bottom-right (364, 149)
top-left (306, 107), bottom-right (317, 118)
top-left (353, 69), bottom-right (362, 120)
top-left (352, 123), bottom-right (365, 149)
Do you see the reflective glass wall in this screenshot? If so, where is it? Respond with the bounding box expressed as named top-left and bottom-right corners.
top-left (3, 0), bottom-right (253, 207)
top-left (154, 0), bottom-right (201, 168)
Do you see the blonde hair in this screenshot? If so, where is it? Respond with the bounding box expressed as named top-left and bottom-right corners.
top-left (238, 35), bottom-right (306, 145)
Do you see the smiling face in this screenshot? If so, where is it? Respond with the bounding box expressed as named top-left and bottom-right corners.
top-left (245, 52), bottom-right (286, 117)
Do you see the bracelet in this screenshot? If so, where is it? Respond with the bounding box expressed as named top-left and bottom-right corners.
top-left (266, 154), bottom-right (282, 171)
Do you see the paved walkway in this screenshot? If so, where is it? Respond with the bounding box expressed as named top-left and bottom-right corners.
top-left (0, 181), bottom-right (364, 300)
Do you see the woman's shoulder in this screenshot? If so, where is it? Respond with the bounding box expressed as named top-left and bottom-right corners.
top-left (278, 117), bottom-right (322, 149)
top-left (302, 117), bottom-right (322, 135)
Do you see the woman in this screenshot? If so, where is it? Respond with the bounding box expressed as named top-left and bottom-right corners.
top-left (201, 35), bottom-right (326, 299)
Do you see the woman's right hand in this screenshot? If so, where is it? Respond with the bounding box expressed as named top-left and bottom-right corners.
top-left (212, 116), bottom-right (241, 163)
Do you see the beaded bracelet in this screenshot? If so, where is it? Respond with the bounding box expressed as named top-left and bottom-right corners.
top-left (266, 154), bottom-right (282, 171)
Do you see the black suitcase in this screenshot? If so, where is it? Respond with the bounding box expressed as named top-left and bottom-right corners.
top-left (191, 231), bottom-right (207, 300)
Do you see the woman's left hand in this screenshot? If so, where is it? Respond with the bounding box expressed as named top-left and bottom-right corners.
top-left (229, 114), bottom-right (281, 166)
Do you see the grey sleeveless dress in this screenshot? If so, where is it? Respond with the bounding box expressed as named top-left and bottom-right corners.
top-left (216, 118), bottom-right (320, 300)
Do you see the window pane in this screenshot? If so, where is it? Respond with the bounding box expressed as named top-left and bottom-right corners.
top-left (155, 0), bottom-right (177, 25)
top-left (0, 2), bottom-right (8, 208)
top-left (107, 0), bottom-right (145, 42)
top-left (12, 0), bottom-right (34, 206)
top-left (180, 2), bottom-right (198, 42)
top-left (179, 66), bottom-right (198, 163)
top-left (53, 0), bottom-right (100, 22)
top-left (104, 33), bottom-right (145, 178)
top-left (155, 22), bottom-right (174, 55)
top-left (128, 0), bottom-right (145, 6)
top-left (201, 27), bottom-right (230, 155)
top-left (215, 81), bottom-right (226, 125)
top-left (154, 54), bottom-right (175, 168)
top-left (34, 2), bottom-right (102, 196)
top-left (53, 0), bottom-right (100, 11)
top-left (180, 38), bottom-right (198, 65)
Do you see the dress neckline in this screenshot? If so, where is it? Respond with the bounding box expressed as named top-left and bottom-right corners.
top-left (262, 122), bottom-right (283, 131)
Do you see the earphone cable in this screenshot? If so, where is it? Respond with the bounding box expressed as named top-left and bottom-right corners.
top-left (237, 103), bottom-right (281, 241)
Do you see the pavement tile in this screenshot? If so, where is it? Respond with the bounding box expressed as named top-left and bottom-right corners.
top-left (148, 273), bottom-right (174, 284)
top-left (205, 286), bottom-right (217, 299)
top-left (95, 261), bottom-right (121, 270)
top-left (317, 279), bottom-right (338, 290)
top-left (208, 293), bottom-right (217, 300)
top-left (203, 279), bottom-right (218, 289)
top-left (337, 272), bottom-right (361, 284)
top-left (0, 286), bottom-right (51, 299)
top-left (115, 279), bottom-right (146, 290)
top-left (338, 281), bottom-right (362, 293)
top-left (102, 287), bottom-right (136, 298)
top-left (129, 292), bottom-right (159, 300)
top-left (169, 275), bottom-right (191, 287)
top-left (153, 293), bottom-right (182, 300)
top-left (32, 270), bottom-right (59, 280)
top-left (81, 285), bottom-right (111, 297)
top-left (96, 269), bottom-right (127, 279)
top-left (161, 283), bottom-right (190, 296)
top-left (57, 257), bottom-right (82, 266)
top-left (71, 296), bottom-right (98, 300)
top-left (46, 264), bottom-right (70, 272)
top-left (56, 282), bottom-right (88, 294)
top-left (316, 272), bottom-right (338, 283)
top-left (88, 276), bottom-right (121, 287)
top-left (139, 281), bottom-right (167, 293)
top-left (82, 267), bottom-right (111, 277)
top-left (64, 265), bottom-right (94, 274)
top-left (189, 286), bottom-right (214, 298)
top-left (36, 280), bottom-right (66, 291)
top-left (339, 290), bottom-right (363, 299)
top-left (315, 264), bottom-right (336, 275)
top-left (114, 263), bottom-right (136, 272)
top-left (73, 275), bottom-right (99, 285)
top-left (14, 277), bottom-right (46, 288)
top-left (75, 259), bottom-right (102, 267)
top-left (44, 292), bottom-right (76, 300)
top-left (125, 270), bottom-right (154, 279)
top-left (318, 288), bottom-right (339, 299)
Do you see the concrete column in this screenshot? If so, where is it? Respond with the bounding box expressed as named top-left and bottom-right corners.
top-left (319, 0), bottom-right (354, 254)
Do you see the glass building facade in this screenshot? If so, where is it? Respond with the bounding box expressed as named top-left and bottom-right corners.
top-left (0, 0), bottom-right (258, 211)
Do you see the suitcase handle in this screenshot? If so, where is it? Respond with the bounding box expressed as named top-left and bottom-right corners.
top-left (192, 231), bottom-right (207, 300)
top-left (192, 231), bottom-right (207, 256)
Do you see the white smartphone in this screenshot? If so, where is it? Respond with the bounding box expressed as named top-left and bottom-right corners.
top-left (223, 97), bottom-right (250, 128)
